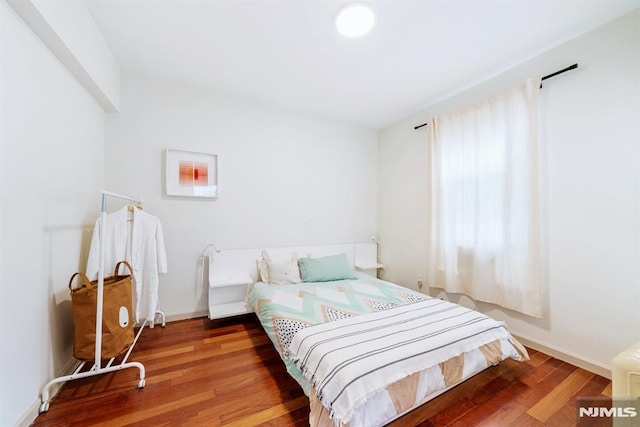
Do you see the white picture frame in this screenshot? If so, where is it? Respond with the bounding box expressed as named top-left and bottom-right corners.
top-left (165, 149), bottom-right (218, 198)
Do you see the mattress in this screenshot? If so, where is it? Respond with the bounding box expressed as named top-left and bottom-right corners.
top-left (247, 273), bottom-right (528, 427)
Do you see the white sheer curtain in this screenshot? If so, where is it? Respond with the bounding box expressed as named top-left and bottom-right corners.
top-left (427, 78), bottom-right (543, 318)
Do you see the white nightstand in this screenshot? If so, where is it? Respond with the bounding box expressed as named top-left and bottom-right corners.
top-left (354, 262), bottom-right (386, 277)
top-left (354, 242), bottom-right (385, 277)
top-left (208, 275), bottom-right (253, 320)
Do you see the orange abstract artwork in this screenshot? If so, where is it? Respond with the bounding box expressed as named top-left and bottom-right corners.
top-left (179, 161), bottom-right (209, 186)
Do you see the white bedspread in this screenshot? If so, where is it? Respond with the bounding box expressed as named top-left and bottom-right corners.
top-left (287, 298), bottom-right (520, 425)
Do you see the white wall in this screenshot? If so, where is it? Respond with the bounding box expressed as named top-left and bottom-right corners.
top-left (378, 10), bottom-right (640, 375)
top-left (5, 0), bottom-right (120, 111)
top-left (0, 2), bottom-right (105, 425)
top-left (103, 72), bottom-right (378, 319)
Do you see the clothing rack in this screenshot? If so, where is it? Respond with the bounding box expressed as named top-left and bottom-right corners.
top-left (39, 191), bottom-right (153, 413)
top-left (413, 63), bottom-right (579, 130)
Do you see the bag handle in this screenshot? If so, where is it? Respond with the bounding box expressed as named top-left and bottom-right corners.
top-left (68, 272), bottom-right (93, 291)
top-left (114, 260), bottom-right (133, 276)
top-left (68, 261), bottom-right (133, 291)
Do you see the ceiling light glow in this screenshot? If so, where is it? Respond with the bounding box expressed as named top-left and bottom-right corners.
top-left (335, 3), bottom-right (375, 38)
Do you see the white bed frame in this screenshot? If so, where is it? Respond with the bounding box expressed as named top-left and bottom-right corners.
top-left (204, 243), bottom-right (379, 319)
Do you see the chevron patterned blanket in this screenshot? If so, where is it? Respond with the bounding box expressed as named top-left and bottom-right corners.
top-left (248, 274), bottom-right (527, 427)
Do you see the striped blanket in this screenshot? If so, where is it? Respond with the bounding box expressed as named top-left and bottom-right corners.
top-left (286, 298), bottom-right (524, 425)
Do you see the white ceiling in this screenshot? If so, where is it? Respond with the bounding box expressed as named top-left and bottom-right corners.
top-left (85, 0), bottom-right (640, 129)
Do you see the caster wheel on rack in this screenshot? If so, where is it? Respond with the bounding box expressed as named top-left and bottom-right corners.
top-left (138, 379), bottom-right (145, 388)
top-left (39, 402), bottom-right (49, 414)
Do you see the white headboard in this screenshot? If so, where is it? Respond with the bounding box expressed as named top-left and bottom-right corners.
top-left (207, 243), bottom-right (377, 284)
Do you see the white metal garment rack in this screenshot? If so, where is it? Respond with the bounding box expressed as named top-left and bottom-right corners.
top-left (39, 191), bottom-right (163, 413)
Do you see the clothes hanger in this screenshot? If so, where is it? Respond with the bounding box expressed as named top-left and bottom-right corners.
top-left (127, 203), bottom-right (143, 222)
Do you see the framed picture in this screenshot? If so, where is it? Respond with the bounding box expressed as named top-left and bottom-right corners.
top-left (165, 149), bottom-right (218, 198)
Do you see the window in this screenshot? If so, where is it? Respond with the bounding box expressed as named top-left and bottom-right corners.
top-left (427, 78), bottom-right (543, 317)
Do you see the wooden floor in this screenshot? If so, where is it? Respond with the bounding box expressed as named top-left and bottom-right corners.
top-left (33, 315), bottom-right (612, 427)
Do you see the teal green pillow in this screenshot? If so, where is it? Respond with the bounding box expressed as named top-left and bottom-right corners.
top-left (298, 253), bottom-right (357, 282)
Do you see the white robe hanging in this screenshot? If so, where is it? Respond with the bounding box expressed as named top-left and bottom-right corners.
top-left (86, 206), bottom-right (168, 324)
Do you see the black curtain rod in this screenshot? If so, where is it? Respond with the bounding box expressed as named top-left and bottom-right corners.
top-left (413, 63), bottom-right (579, 130)
top-left (540, 63), bottom-right (578, 85)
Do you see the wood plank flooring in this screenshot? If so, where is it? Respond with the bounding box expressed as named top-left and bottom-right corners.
top-left (32, 315), bottom-right (611, 426)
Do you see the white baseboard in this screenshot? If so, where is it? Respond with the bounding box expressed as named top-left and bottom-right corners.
top-left (16, 400), bottom-right (41, 427)
top-left (17, 357), bottom-right (82, 427)
top-left (163, 309), bottom-right (208, 323)
top-left (513, 331), bottom-right (612, 380)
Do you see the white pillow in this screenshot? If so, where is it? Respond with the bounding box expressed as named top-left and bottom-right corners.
top-left (258, 250), bottom-right (302, 285)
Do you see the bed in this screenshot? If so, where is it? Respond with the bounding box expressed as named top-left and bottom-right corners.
top-left (213, 244), bottom-right (528, 427)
